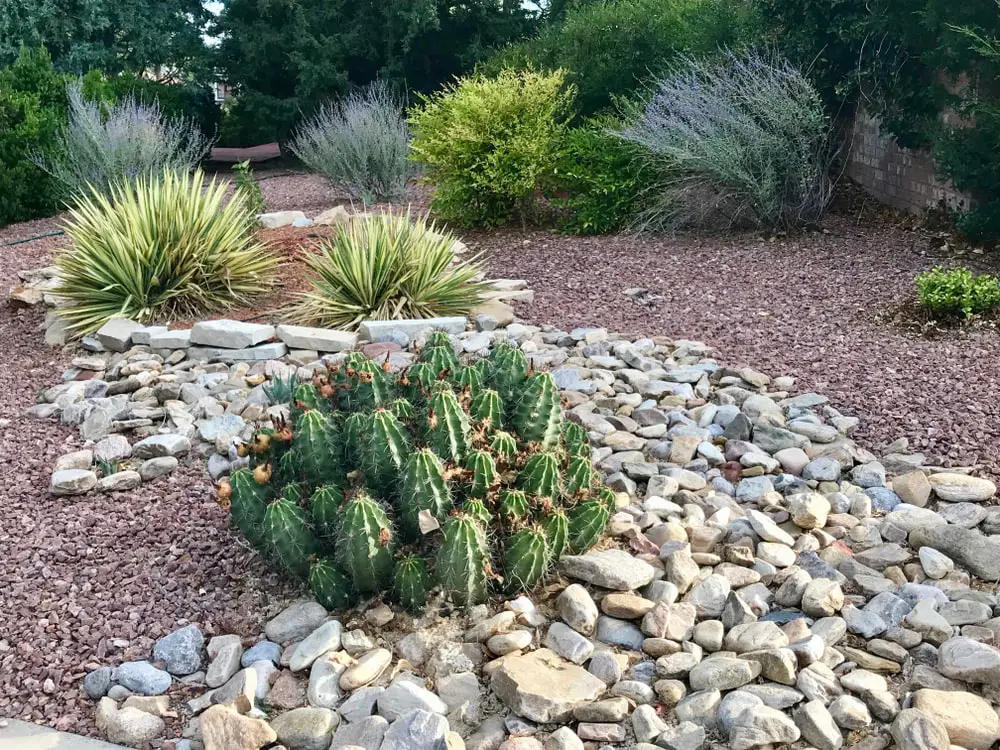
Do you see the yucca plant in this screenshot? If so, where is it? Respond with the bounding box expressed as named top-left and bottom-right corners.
top-left (290, 211), bottom-right (489, 330)
top-left (54, 169), bottom-right (279, 335)
top-left (219, 335), bottom-right (613, 609)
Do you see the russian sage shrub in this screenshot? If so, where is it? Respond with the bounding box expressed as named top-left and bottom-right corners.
top-left (38, 82), bottom-right (212, 200)
top-left (289, 82), bottom-right (411, 205)
top-left (616, 51), bottom-right (835, 231)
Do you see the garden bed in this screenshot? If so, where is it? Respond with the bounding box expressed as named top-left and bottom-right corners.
top-left (2, 174), bottom-right (1000, 738)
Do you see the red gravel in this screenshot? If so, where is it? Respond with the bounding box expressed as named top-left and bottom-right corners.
top-left (470, 217), bottom-right (1000, 478)
top-left (1, 174), bottom-right (998, 735)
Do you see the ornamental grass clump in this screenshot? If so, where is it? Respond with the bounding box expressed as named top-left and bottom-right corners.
top-left (289, 82), bottom-right (411, 205)
top-left (291, 211), bottom-right (489, 330)
top-left (37, 82), bottom-right (212, 200)
top-left (219, 335), bottom-right (613, 609)
top-left (616, 50), bottom-right (835, 231)
top-left (54, 169), bottom-right (278, 335)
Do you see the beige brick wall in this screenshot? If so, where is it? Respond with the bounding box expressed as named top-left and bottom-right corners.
top-left (845, 107), bottom-right (972, 215)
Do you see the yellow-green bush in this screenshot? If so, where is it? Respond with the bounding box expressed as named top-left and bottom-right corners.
top-left (409, 69), bottom-right (575, 227)
top-left (915, 266), bottom-right (1000, 319)
top-left (55, 169), bottom-right (278, 334)
top-left (291, 212), bottom-right (489, 330)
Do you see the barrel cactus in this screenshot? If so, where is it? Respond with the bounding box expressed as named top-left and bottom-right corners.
top-left (220, 334), bottom-right (613, 609)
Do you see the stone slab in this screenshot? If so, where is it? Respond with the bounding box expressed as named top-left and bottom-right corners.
top-left (359, 317), bottom-right (467, 343)
top-left (0, 719), bottom-right (128, 749)
top-left (190, 320), bottom-right (275, 349)
top-left (188, 342), bottom-right (288, 363)
top-left (147, 330), bottom-right (191, 349)
top-left (275, 324), bottom-right (357, 352)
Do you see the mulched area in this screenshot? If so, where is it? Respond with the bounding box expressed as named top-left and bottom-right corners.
top-left (1, 173), bottom-right (998, 734)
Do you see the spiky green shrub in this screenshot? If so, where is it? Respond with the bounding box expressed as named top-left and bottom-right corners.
top-left (221, 335), bottom-right (613, 609)
top-left (290, 211), bottom-right (490, 330)
top-left (54, 169), bottom-right (279, 335)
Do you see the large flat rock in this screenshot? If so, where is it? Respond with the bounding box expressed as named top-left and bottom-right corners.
top-left (560, 549), bottom-right (657, 590)
top-left (188, 342), bottom-right (288, 363)
top-left (909, 525), bottom-right (1000, 580)
top-left (359, 317), bottom-right (467, 343)
top-left (490, 648), bottom-right (606, 723)
top-left (0, 719), bottom-right (128, 749)
top-left (276, 324), bottom-right (357, 352)
top-left (190, 320), bottom-right (275, 349)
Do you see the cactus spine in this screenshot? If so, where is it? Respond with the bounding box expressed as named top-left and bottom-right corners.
top-left (336, 493), bottom-right (395, 593)
top-left (311, 485), bottom-right (343, 540)
top-left (568, 499), bottom-right (610, 553)
top-left (399, 448), bottom-right (452, 538)
top-left (393, 554), bottom-right (429, 609)
top-left (437, 515), bottom-right (490, 606)
top-left (514, 371), bottom-right (563, 448)
top-left (263, 498), bottom-right (316, 577)
top-left (427, 385), bottom-right (469, 462)
top-left (465, 449), bottom-right (499, 498)
top-left (504, 527), bottom-right (549, 593)
top-left (309, 559), bottom-right (354, 610)
top-left (229, 469), bottom-right (270, 548)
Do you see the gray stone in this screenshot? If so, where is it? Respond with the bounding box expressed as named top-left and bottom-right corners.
top-left (147, 329), bottom-right (192, 348)
top-left (308, 653), bottom-right (347, 708)
top-left (688, 657), bottom-right (760, 691)
top-left (380, 710), bottom-right (449, 750)
top-left (83, 666), bottom-right (113, 700)
top-left (938, 637), bottom-right (1000, 685)
top-left (331, 715), bottom-right (389, 750)
top-left (927, 472), bottom-right (996, 502)
top-left (910, 525), bottom-right (1000, 581)
top-left (544, 622), bottom-right (594, 664)
top-left (265, 601), bottom-right (329, 643)
top-left (271, 706), bottom-right (340, 750)
top-left (188, 342), bottom-right (289, 362)
top-left (289, 620), bottom-right (342, 672)
top-left (96, 317), bottom-right (144, 352)
top-left (139, 456), bottom-right (178, 480)
top-left (132, 434), bottom-right (190, 459)
top-left (131, 325), bottom-right (169, 345)
top-left (891, 708), bottom-right (950, 750)
top-left (242, 640), bottom-right (281, 667)
top-left (206, 635), bottom-right (243, 688)
top-left (728, 705), bottom-right (801, 750)
top-left (115, 660), bottom-right (172, 695)
top-left (360, 317), bottom-right (467, 343)
top-left (378, 680), bottom-right (448, 721)
top-left (190, 319), bottom-right (275, 349)
top-left (490, 648), bottom-right (606, 723)
top-left (94, 435), bottom-right (131, 462)
top-left (794, 700), bottom-right (843, 750)
top-left (556, 584), bottom-right (599, 635)
top-left (50, 469), bottom-right (97, 496)
top-left (276, 324), bottom-right (358, 352)
top-left (153, 624), bottom-right (204, 676)
top-left (658, 721), bottom-right (707, 750)
top-left (560, 549), bottom-right (656, 590)
top-left (260, 210), bottom-right (307, 228)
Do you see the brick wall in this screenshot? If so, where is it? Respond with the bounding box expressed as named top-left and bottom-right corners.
top-left (845, 106), bottom-right (972, 215)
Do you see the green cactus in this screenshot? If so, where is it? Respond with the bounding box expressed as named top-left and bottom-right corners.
top-left (427, 384), bottom-right (469, 463)
top-left (263, 498), bottom-right (316, 577)
top-left (229, 468), bottom-right (270, 548)
top-left (504, 527), bottom-right (549, 592)
top-left (393, 554), bottom-right (430, 610)
top-left (226, 344), bottom-right (611, 611)
top-left (514, 371), bottom-right (562, 448)
top-left (399, 448), bottom-right (452, 538)
top-left (337, 493), bottom-right (395, 593)
top-left (465, 449), bottom-right (499, 498)
top-left (311, 485), bottom-right (343, 540)
top-left (310, 559), bottom-right (355, 610)
top-left (437, 514), bottom-right (491, 606)
top-left (520, 452), bottom-right (561, 498)
top-left (568, 499), bottom-right (610, 553)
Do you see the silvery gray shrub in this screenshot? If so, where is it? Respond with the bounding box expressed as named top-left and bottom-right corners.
top-left (289, 81), bottom-right (411, 205)
top-left (615, 50), bottom-right (836, 231)
top-left (37, 82), bottom-right (212, 200)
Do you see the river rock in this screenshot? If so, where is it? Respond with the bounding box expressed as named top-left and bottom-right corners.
top-left (491, 648), bottom-right (606, 723)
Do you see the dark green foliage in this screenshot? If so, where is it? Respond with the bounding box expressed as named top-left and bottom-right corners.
top-left (548, 117), bottom-right (650, 234)
top-left (483, 0), bottom-right (761, 117)
top-left (0, 48), bottom-right (66, 226)
top-left (226, 338), bottom-right (611, 609)
top-left (216, 0), bottom-right (535, 145)
top-left (0, 0), bottom-right (211, 76)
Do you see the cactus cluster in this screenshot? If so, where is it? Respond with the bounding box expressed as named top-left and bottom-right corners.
top-left (220, 332), bottom-right (613, 609)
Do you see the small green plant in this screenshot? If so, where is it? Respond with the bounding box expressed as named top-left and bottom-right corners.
top-left (221, 337), bottom-right (613, 608)
top-left (55, 169), bottom-right (279, 335)
top-left (289, 82), bottom-right (411, 205)
top-left (548, 117), bottom-right (650, 234)
top-left (915, 266), bottom-right (1000, 318)
top-left (291, 212), bottom-right (489, 330)
top-left (96, 458), bottom-right (119, 477)
top-left (409, 69), bottom-right (575, 227)
top-left (264, 373), bottom-right (299, 405)
top-left (233, 159), bottom-right (267, 222)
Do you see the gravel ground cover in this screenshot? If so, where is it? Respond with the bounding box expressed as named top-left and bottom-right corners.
top-left (1, 173), bottom-right (998, 735)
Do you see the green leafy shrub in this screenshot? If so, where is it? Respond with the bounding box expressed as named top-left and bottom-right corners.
top-left (483, 0), bottom-right (761, 117)
top-left (291, 212), bottom-right (488, 330)
top-left (548, 117), bottom-right (650, 234)
top-left (289, 83), bottom-right (411, 205)
top-left (409, 69), bottom-right (575, 227)
top-left (221, 336), bottom-right (613, 608)
top-left (37, 82), bottom-right (212, 200)
top-left (915, 266), bottom-right (1000, 318)
top-left (0, 47), bottom-right (68, 226)
top-left (55, 169), bottom-right (278, 335)
top-left (233, 159), bottom-right (267, 221)
top-left (615, 51), bottom-right (834, 231)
